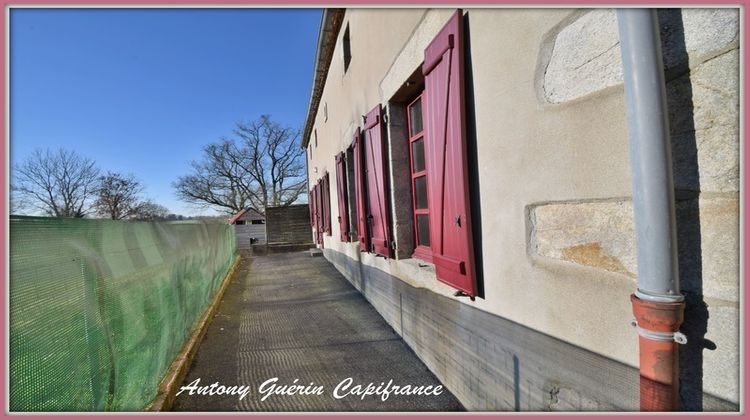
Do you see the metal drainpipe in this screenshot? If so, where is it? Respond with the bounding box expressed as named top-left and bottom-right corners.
top-left (616, 9), bottom-right (686, 411)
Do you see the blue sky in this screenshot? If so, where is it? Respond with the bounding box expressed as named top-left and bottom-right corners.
top-left (10, 8), bottom-right (321, 216)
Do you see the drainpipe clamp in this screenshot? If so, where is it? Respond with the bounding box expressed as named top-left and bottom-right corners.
top-left (629, 319), bottom-right (687, 344)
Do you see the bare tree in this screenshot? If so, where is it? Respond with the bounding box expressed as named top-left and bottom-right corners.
top-left (132, 200), bottom-right (170, 221)
top-left (173, 140), bottom-right (253, 213)
top-left (9, 189), bottom-right (31, 215)
top-left (12, 148), bottom-right (100, 217)
top-left (174, 115), bottom-right (306, 213)
top-left (93, 172), bottom-right (145, 220)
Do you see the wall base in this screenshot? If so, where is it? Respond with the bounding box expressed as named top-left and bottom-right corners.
top-left (323, 248), bottom-right (737, 411)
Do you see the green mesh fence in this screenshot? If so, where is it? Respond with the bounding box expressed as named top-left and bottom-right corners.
top-left (9, 216), bottom-right (237, 411)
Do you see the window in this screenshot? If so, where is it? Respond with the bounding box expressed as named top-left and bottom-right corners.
top-left (335, 152), bottom-right (350, 242)
top-left (345, 145), bottom-right (359, 241)
top-left (309, 187), bottom-right (315, 226)
top-left (407, 93), bottom-right (432, 262)
top-left (352, 128), bottom-right (369, 252)
top-left (343, 24), bottom-right (352, 73)
top-left (251, 220), bottom-right (265, 225)
top-left (313, 182), bottom-right (323, 246)
top-left (311, 179), bottom-right (328, 246)
top-left (235, 220), bottom-right (246, 225)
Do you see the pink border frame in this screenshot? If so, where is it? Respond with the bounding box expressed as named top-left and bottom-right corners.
top-left (1, 1), bottom-right (747, 419)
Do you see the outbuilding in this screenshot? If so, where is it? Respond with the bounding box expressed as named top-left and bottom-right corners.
top-left (228, 207), bottom-right (266, 251)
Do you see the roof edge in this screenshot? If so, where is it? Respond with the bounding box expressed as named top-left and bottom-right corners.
top-left (301, 8), bottom-right (345, 150)
top-left (227, 208), bottom-right (248, 225)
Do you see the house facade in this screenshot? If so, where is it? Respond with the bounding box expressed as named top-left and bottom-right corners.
top-left (303, 8), bottom-right (740, 411)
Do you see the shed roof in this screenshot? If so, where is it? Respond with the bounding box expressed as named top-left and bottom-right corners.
top-left (228, 207), bottom-right (265, 225)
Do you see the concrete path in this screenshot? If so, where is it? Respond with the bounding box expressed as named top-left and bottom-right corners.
top-left (172, 251), bottom-right (463, 412)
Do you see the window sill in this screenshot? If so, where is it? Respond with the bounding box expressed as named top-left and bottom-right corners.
top-left (400, 257), bottom-right (435, 274)
top-left (412, 247), bottom-right (433, 264)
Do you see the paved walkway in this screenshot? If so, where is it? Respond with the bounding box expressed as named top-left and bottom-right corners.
top-left (172, 251), bottom-right (463, 412)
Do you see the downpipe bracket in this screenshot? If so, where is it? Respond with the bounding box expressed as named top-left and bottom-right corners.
top-left (630, 319), bottom-right (687, 344)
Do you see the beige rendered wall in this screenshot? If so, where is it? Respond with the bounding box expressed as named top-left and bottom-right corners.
top-left (306, 8), bottom-right (739, 406)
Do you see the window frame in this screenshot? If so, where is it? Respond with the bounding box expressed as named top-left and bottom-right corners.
top-left (345, 145), bottom-right (359, 242)
top-left (335, 152), bottom-right (350, 242)
top-left (406, 92), bottom-right (433, 263)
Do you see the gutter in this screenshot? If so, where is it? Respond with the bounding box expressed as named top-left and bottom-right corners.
top-left (301, 8), bottom-right (345, 150)
top-left (616, 9), bottom-right (686, 411)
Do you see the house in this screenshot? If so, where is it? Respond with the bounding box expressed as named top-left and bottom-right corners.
top-left (228, 207), bottom-right (266, 250)
top-left (302, 8), bottom-right (739, 411)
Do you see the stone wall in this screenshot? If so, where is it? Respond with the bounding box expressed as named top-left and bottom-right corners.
top-left (541, 9), bottom-right (739, 105)
top-left (533, 8), bottom-right (739, 408)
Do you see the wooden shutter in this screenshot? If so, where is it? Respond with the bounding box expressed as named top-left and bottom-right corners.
top-left (422, 10), bottom-right (477, 296)
top-left (362, 104), bottom-right (393, 258)
top-left (309, 187), bottom-right (316, 243)
top-left (309, 188), bottom-right (315, 226)
top-left (352, 129), bottom-right (369, 252)
top-left (335, 152), bottom-right (350, 242)
top-left (311, 185), bottom-right (317, 231)
top-left (312, 183), bottom-right (318, 243)
top-left (323, 172), bottom-right (332, 235)
top-left (315, 181), bottom-right (324, 246)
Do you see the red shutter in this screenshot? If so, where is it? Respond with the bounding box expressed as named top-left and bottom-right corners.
top-left (315, 181), bottom-right (324, 246)
top-left (352, 129), bottom-right (369, 252)
top-left (335, 152), bottom-right (350, 242)
top-left (309, 187), bottom-right (316, 244)
top-left (309, 188), bottom-right (314, 225)
top-left (323, 172), bottom-right (332, 235)
top-left (312, 183), bottom-right (317, 243)
top-left (311, 185), bottom-right (316, 230)
top-left (362, 104), bottom-right (392, 258)
top-left (422, 10), bottom-right (477, 296)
